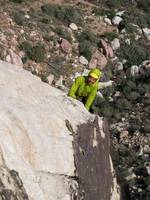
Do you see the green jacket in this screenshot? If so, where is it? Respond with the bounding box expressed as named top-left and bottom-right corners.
top-left (68, 76), bottom-right (98, 110)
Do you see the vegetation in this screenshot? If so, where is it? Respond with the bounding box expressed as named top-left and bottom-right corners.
top-left (10, 0), bottom-right (24, 3)
top-left (117, 40), bottom-right (150, 67)
top-left (78, 30), bottom-right (98, 60)
top-left (12, 10), bottom-right (26, 25)
top-left (93, 8), bottom-right (115, 19)
top-left (100, 31), bottom-right (118, 41)
top-left (55, 26), bottom-right (72, 42)
top-left (20, 42), bottom-right (46, 62)
top-left (41, 4), bottom-right (84, 26)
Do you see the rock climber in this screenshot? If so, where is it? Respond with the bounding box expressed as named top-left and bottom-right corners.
top-left (68, 68), bottom-right (101, 111)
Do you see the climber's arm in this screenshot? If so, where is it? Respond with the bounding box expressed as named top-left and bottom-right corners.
top-left (68, 77), bottom-right (81, 99)
top-left (98, 80), bottom-right (113, 89)
top-left (84, 87), bottom-right (97, 111)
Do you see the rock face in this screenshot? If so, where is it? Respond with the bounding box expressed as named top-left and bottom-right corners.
top-left (0, 60), bottom-right (121, 200)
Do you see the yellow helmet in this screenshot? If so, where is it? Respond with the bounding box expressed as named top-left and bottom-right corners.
top-left (89, 68), bottom-right (101, 79)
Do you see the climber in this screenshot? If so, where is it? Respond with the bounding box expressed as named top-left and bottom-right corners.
top-left (68, 68), bottom-right (101, 111)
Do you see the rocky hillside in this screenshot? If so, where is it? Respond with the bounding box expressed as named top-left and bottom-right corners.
top-left (0, 0), bottom-right (150, 200)
top-left (0, 60), bottom-right (120, 200)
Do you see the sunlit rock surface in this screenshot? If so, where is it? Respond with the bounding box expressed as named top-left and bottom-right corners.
top-left (0, 60), bottom-right (121, 200)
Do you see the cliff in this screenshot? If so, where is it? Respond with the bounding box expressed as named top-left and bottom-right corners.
top-left (0, 60), bottom-right (120, 200)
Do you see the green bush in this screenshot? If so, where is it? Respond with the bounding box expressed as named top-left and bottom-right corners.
top-left (117, 40), bottom-right (149, 67)
top-left (116, 98), bottom-right (132, 111)
top-left (79, 41), bottom-right (93, 61)
top-left (20, 42), bottom-right (46, 62)
top-left (41, 4), bottom-right (83, 25)
top-left (20, 41), bottom-right (32, 52)
top-left (93, 8), bottom-right (115, 19)
top-left (10, 0), bottom-right (23, 3)
top-left (78, 30), bottom-right (98, 60)
top-left (96, 0), bottom-right (125, 8)
top-left (126, 91), bottom-right (140, 101)
top-left (101, 31), bottom-right (118, 41)
top-left (137, 0), bottom-right (150, 12)
top-left (55, 26), bottom-right (72, 42)
top-left (13, 11), bottom-right (25, 25)
top-left (78, 30), bottom-right (98, 46)
top-left (122, 9), bottom-right (150, 28)
top-left (29, 44), bottom-right (46, 62)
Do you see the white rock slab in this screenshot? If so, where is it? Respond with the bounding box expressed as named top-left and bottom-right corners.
top-left (0, 60), bottom-right (91, 200)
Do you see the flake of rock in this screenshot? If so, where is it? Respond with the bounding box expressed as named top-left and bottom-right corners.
top-left (104, 17), bottom-right (112, 25)
top-left (116, 62), bottom-right (123, 70)
top-left (143, 28), bottom-right (150, 40)
top-left (97, 91), bottom-right (104, 98)
top-left (114, 91), bottom-right (121, 97)
top-left (125, 173), bottom-right (136, 181)
top-left (55, 75), bottom-right (65, 89)
top-left (89, 49), bottom-right (107, 69)
top-left (143, 145), bottom-right (150, 153)
top-left (60, 39), bottom-right (72, 54)
top-left (99, 39), bottom-right (114, 59)
top-left (82, 69), bottom-right (90, 76)
top-left (47, 74), bottom-right (54, 85)
top-left (135, 34), bottom-right (141, 40)
top-left (112, 16), bottom-right (123, 25)
top-left (125, 38), bottom-right (131, 45)
top-left (116, 11), bottom-right (125, 16)
top-left (130, 65), bottom-right (139, 77)
top-left (25, 14), bottom-right (30, 19)
top-left (6, 49), bottom-right (23, 66)
top-left (69, 23), bottom-right (78, 31)
top-left (122, 59), bottom-right (127, 64)
top-left (120, 131), bottom-right (129, 139)
top-left (111, 38), bottom-right (120, 50)
top-left (20, 29), bottom-right (24, 34)
top-left (79, 56), bottom-right (88, 65)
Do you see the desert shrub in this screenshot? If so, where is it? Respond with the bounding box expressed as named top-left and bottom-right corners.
top-left (41, 4), bottom-right (83, 25)
top-left (10, 0), bottom-right (23, 3)
top-left (20, 41), bottom-right (32, 52)
top-left (101, 31), bottom-right (118, 41)
top-left (55, 26), bottom-right (72, 42)
top-left (115, 98), bottom-right (132, 111)
top-left (28, 44), bottom-right (46, 62)
top-left (13, 10), bottom-right (25, 25)
top-left (79, 41), bottom-right (93, 61)
top-left (78, 30), bottom-right (98, 60)
top-left (137, 0), bottom-right (150, 12)
top-left (117, 40), bottom-right (149, 67)
top-left (126, 91), bottom-right (140, 101)
top-left (78, 30), bottom-right (98, 46)
top-left (20, 42), bottom-right (46, 62)
top-left (93, 8), bottom-right (115, 19)
top-left (96, 0), bottom-right (125, 8)
top-left (122, 9), bottom-right (150, 28)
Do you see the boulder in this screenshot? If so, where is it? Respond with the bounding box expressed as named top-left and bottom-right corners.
top-left (69, 23), bottom-right (78, 31)
top-left (130, 65), bottom-right (139, 77)
top-left (143, 28), bottom-right (150, 40)
top-left (47, 74), bottom-right (54, 85)
top-left (139, 60), bottom-right (150, 79)
top-left (6, 49), bottom-right (23, 66)
top-left (111, 38), bottom-right (120, 50)
top-left (0, 60), bottom-right (121, 200)
top-left (99, 39), bottom-right (114, 59)
top-left (112, 16), bottom-right (123, 25)
top-left (89, 49), bottom-right (107, 69)
top-left (104, 17), bottom-right (112, 25)
top-left (79, 56), bottom-right (88, 65)
top-left (60, 39), bottom-right (72, 54)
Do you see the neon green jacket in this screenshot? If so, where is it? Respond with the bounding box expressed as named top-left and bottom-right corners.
top-left (68, 76), bottom-right (99, 110)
